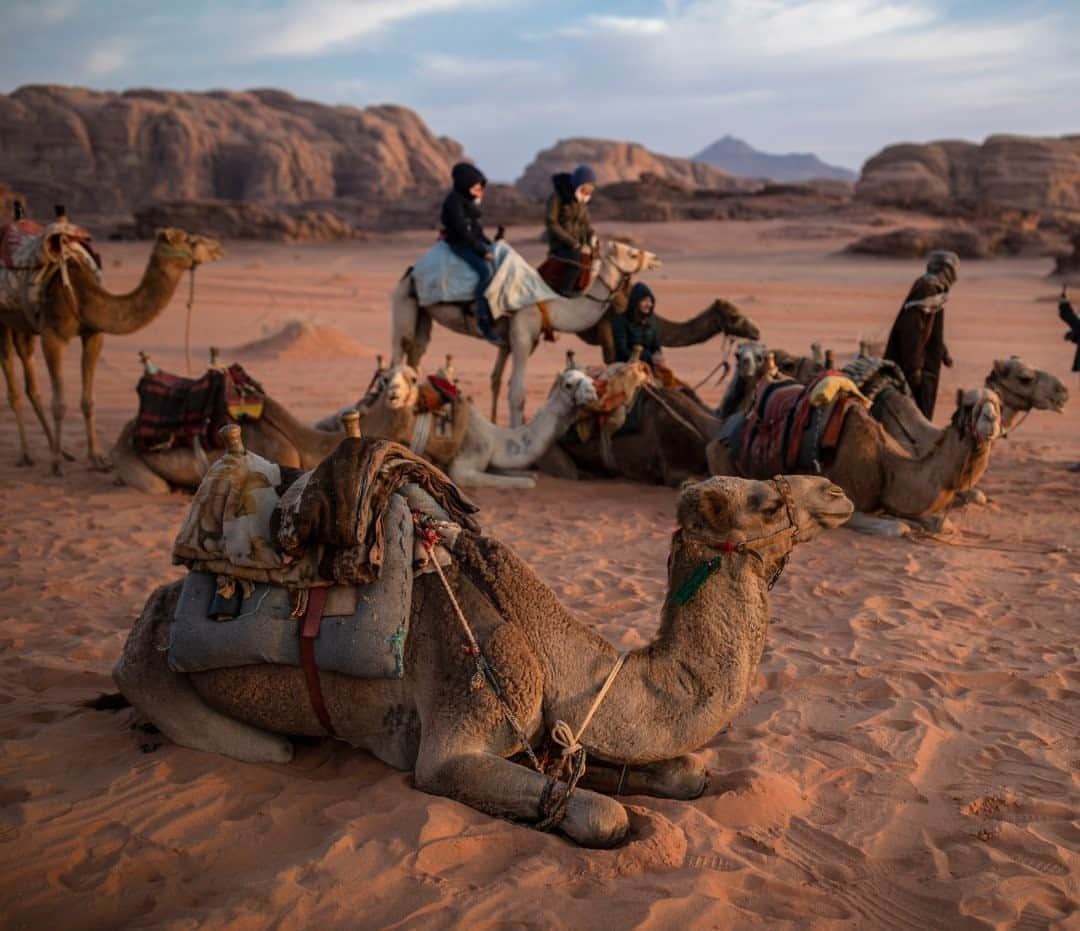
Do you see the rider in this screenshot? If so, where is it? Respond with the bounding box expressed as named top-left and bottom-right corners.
top-left (613, 282), bottom-right (664, 367)
top-left (441, 162), bottom-right (498, 341)
top-left (545, 164), bottom-right (597, 294)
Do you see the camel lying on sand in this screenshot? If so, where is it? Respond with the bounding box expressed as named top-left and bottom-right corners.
top-left (111, 391), bottom-right (343, 495)
top-left (320, 360), bottom-right (599, 489)
top-left (112, 474), bottom-right (853, 847)
top-left (707, 387), bottom-right (1003, 535)
top-left (1, 228), bottom-right (224, 473)
top-left (391, 240), bottom-right (660, 427)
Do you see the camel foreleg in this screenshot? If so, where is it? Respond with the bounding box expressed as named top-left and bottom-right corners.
top-left (113, 582), bottom-right (293, 764)
top-left (80, 330), bottom-right (110, 470)
top-left (449, 461), bottom-right (536, 490)
top-left (415, 747), bottom-right (629, 848)
top-left (579, 755), bottom-right (708, 800)
top-left (12, 331), bottom-right (73, 462)
top-left (489, 345), bottom-right (510, 423)
top-left (844, 512), bottom-right (911, 537)
top-left (40, 328), bottom-right (67, 475)
top-left (506, 316), bottom-right (534, 428)
top-left (110, 420), bottom-right (173, 495)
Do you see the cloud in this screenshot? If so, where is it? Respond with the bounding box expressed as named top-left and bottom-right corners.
top-left (415, 52), bottom-right (543, 81)
top-left (83, 39), bottom-right (130, 77)
top-left (255, 0), bottom-right (496, 57)
top-left (587, 15), bottom-right (669, 36)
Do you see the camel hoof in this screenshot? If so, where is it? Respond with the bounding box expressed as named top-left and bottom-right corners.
top-left (88, 455), bottom-right (113, 472)
top-left (50, 461), bottom-right (64, 477)
top-left (957, 488), bottom-right (988, 506)
top-left (561, 793), bottom-right (629, 848)
top-left (62, 448), bottom-right (77, 462)
top-left (14, 454), bottom-right (33, 468)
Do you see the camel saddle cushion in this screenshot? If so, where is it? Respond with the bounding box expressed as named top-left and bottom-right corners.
top-left (133, 364), bottom-right (265, 452)
top-left (537, 251), bottom-right (591, 296)
top-left (168, 493), bottom-right (414, 679)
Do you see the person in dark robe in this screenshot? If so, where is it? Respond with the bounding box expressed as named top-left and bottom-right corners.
top-left (1059, 286), bottom-right (1080, 376)
top-left (440, 162), bottom-right (497, 341)
top-left (612, 282), bottom-right (663, 365)
top-left (884, 250), bottom-right (958, 418)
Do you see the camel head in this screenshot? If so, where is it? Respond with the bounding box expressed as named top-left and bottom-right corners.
top-left (704, 298), bottom-right (760, 340)
top-left (153, 228), bottom-right (225, 268)
top-left (603, 241), bottom-right (662, 276)
top-left (366, 363), bottom-right (422, 411)
top-left (735, 341), bottom-right (771, 379)
top-left (677, 475), bottom-right (853, 559)
top-left (550, 367), bottom-right (599, 410)
top-left (953, 388), bottom-right (1003, 443)
top-left (987, 357), bottom-right (1068, 413)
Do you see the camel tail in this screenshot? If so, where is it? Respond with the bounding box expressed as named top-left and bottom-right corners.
top-left (83, 691), bottom-right (131, 711)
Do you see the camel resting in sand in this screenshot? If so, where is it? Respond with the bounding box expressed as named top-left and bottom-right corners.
top-left (319, 360), bottom-right (599, 489)
top-left (112, 474), bottom-right (853, 847)
top-left (707, 386), bottom-right (1003, 535)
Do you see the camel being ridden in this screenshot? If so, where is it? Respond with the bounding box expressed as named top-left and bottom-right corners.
top-left (707, 386), bottom-right (1003, 536)
top-left (1, 228), bottom-right (224, 474)
top-left (112, 474), bottom-right (853, 847)
top-left (391, 240), bottom-right (660, 428)
top-left (319, 360), bottom-right (600, 489)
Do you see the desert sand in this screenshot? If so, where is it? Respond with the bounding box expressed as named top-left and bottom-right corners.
top-left (0, 219), bottom-right (1077, 929)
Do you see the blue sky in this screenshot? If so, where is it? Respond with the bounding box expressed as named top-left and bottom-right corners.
top-left (3, 0), bottom-right (1078, 181)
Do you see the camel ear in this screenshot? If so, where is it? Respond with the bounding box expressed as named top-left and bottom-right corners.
top-left (697, 483), bottom-right (735, 531)
top-left (992, 358), bottom-right (1007, 375)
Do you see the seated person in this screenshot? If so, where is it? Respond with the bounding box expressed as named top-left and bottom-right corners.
top-left (546, 164), bottom-right (596, 294)
top-left (441, 162), bottom-right (497, 341)
top-left (612, 282), bottom-right (664, 367)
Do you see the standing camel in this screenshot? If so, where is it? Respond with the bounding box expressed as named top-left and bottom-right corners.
top-left (0, 228), bottom-right (223, 473)
top-left (112, 474), bottom-right (853, 847)
top-left (390, 240), bottom-right (660, 427)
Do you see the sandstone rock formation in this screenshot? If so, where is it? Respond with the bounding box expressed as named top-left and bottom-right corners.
top-left (856, 135), bottom-right (1080, 219)
top-left (0, 85), bottom-right (465, 220)
top-left (846, 221), bottom-right (1060, 260)
top-left (516, 138), bottom-right (759, 199)
top-left (130, 201), bottom-right (360, 242)
top-left (693, 135), bottom-right (856, 182)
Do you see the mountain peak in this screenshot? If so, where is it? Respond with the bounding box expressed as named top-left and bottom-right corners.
top-left (693, 136), bottom-right (856, 182)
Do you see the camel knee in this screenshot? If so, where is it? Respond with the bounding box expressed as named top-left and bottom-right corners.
top-left (51, 398), bottom-right (65, 421)
top-left (81, 397), bottom-right (94, 419)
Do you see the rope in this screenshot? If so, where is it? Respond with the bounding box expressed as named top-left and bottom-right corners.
top-left (184, 266), bottom-right (197, 375)
top-left (691, 336), bottom-right (735, 391)
top-left (1000, 409), bottom-right (1030, 440)
top-left (641, 383), bottom-right (705, 439)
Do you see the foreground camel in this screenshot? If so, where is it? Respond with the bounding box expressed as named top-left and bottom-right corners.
top-left (873, 356), bottom-right (1067, 457)
top-left (112, 474), bottom-right (853, 846)
top-left (707, 387), bottom-right (1003, 533)
top-left (111, 393), bottom-right (343, 494)
top-left (0, 228), bottom-right (224, 473)
top-left (391, 240), bottom-right (660, 427)
top-left (320, 362), bottom-right (600, 489)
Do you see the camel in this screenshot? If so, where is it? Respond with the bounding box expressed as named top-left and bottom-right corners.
top-left (873, 356), bottom-right (1067, 458)
top-left (111, 474), bottom-right (853, 847)
top-left (320, 361), bottom-right (600, 489)
top-left (575, 297), bottom-right (761, 365)
top-left (717, 341), bottom-right (779, 420)
top-left (707, 387), bottom-right (1003, 534)
top-left (0, 228), bottom-right (224, 473)
top-left (390, 240), bottom-right (660, 428)
top-left (772, 343), bottom-right (834, 384)
top-left (111, 390), bottom-right (344, 495)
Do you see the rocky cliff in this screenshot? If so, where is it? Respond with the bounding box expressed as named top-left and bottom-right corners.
top-left (0, 85), bottom-right (465, 219)
top-left (856, 135), bottom-right (1080, 219)
top-left (515, 138), bottom-right (758, 199)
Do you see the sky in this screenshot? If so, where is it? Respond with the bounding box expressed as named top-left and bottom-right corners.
top-left (2, 0), bottom-right (1078, 182)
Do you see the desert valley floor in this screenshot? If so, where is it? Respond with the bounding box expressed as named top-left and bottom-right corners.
top-left (0, 219), bottom-right (1077, 929)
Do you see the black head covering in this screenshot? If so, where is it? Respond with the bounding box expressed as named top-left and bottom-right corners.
top-left (451, 162), bottom-right (487, 195)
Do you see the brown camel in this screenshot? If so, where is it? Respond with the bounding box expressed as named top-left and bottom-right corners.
top-left (0, 228), bottom-right (224, 473)
top-left (577, 298), bottom-right (762, 363)
top-left (707, 387), bottom-right (1003, 534)
top-left (111, 393), bottom-right (343, 494)
top-left (112, 474), bottom-right (853, 847)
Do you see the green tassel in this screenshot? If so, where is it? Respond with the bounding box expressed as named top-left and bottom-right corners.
top-left (671, 556), bottom-right (722, 606)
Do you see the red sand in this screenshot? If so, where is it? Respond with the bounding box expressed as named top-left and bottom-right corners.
top-left (0, 220), bottom-right (1076, 929)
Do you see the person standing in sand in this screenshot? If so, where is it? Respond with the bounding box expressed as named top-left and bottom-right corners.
top-left (545, 164), bottom-right (597, 295)
top-left (885, 250), bottom-right (958, 419)
top-left (441, 162), bottom-right (498, 342)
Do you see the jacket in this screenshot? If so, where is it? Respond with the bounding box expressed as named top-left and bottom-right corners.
top-left (545, 173), bottom-right (595, 252)
top-left (441, 163), bottom-right (490, 257)
top-left (612, 282), bottom-right (661, 364)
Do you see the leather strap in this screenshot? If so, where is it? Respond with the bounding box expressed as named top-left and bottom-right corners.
top-left (536, 301), bottom-right (557, 342)
top-left (299, 586), bottom-right (336, 737)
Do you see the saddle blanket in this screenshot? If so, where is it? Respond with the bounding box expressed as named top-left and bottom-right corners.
top-left (168, 493), bottom-right (414, 679)
top-left (537, 251), bottom-right (592, 295)
top-left (133, 364), bottom-right (265, 452)
top-left (412, 240), bottom-right (559, 318)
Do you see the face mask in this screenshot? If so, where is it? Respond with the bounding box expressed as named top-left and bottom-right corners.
top-left (576, 190), bottom-right (591, 204)
top-left (473, 194), bottom-right (483, 205)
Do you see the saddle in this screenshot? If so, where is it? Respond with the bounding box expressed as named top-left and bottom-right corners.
top-left (133, 363), bottom-right (265, 452)
top-left (573, 360), bottom-right (651, 442)
top-left (537, 251), bottom-right (592, 296)
top-left (738, 371), bottom-right (866, 477)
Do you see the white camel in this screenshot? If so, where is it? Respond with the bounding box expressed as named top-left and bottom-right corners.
top-left (390, 240), bottom-right (660, 427)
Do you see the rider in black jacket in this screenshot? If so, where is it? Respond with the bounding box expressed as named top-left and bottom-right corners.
top-left (441, 162), bottom-right (497, 341)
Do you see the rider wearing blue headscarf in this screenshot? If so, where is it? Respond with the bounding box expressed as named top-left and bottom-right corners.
top-left (545, 164), bottom-right (597, 294)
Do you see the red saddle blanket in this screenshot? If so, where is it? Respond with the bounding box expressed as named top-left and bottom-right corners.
top-left (537, 252), bottom-right (592, 295)
top-left (0, 220), bottom-right (44, 269)
top-left (738, 371), bottom-right (853, 477)
top-left (133, 364), bottom-right (265, 452)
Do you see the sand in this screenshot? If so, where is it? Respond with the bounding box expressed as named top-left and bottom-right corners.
top-left (0, 219), bottom-right (1077, 930)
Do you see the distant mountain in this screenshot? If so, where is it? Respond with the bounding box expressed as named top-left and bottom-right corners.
top-left (692, 135), bottom-right (856, 183)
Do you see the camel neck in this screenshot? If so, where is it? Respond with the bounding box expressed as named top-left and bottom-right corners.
top-left (72, 251), bottom-right (186, 335)
top-left (487, 391), bottom-right (577, 471)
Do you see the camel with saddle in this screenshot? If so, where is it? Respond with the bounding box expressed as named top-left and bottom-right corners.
top-left (110, 421), bottom-right (853, 846)
top-left (318, 357), bottom-right (599, 489)
top-left (0, 215), bottom-right (223, 473)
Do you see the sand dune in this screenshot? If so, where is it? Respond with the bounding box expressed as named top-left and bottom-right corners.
top-left (0, 220), bottom-right (1076, 929)
top-left (228, 319), bottom-right (375, 362)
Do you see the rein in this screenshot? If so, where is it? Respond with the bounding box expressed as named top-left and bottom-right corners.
top-left (672, 476), bottom-right (801, 603)
top-left (581, 248), bottom-right (648, 314)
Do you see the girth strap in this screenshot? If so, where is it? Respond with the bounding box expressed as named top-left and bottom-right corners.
top-left (537, 301), bottom-right (556, 342)
top-left (299, 586), bottom-right (337, 737)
